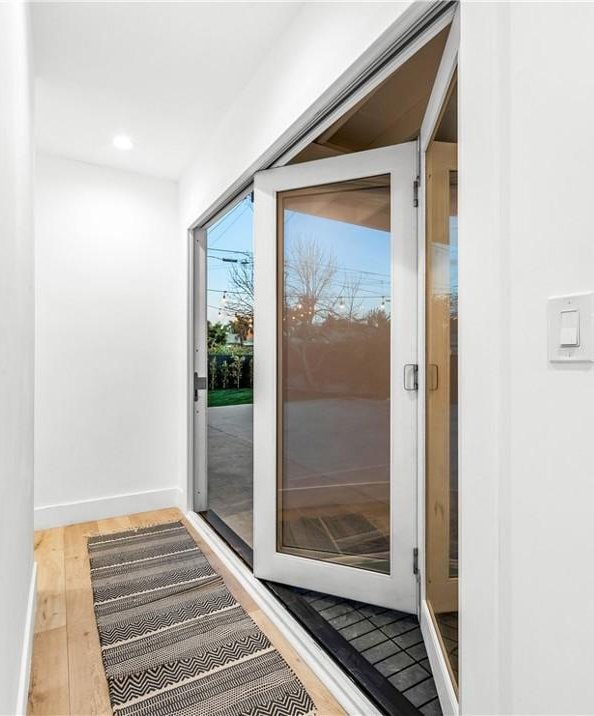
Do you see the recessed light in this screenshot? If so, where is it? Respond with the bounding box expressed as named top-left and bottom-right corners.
top-left (113, 134), bottom-right (133, 151)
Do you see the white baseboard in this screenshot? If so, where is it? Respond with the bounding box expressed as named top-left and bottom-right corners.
top-left (420, 599), bottom-right (459, 715)
top-left (185, 510), bottom-right (381, 716)
top-left (34, 486), bottom-right (184, 530)
top-left (15, 561), bottom-right (37, 716)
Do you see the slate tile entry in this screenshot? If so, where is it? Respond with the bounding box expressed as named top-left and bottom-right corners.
top-left (301, 589), bottom-right (442, 715)
top-left (201, 512), bottom-right (444, 715)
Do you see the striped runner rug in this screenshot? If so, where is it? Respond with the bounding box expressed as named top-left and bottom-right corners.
top-left (88, 521), bottom-right (317, 716)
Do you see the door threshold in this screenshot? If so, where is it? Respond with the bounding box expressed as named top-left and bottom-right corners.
top-left (200, 509), bottom-right (254, 567)
top-left (188, 511), bottom-right (440, 715)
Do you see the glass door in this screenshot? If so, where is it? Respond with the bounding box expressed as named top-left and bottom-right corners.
top-left (204, 198), bottom-right (254, 547)
top-left (418, 12), bottom-right (459, 702)
top-left (253, 143), bottom-right (418, 612)
top-left (425, 108), bottom-right (459, 686)
top-left (193, 195), bottom-right (255, 554)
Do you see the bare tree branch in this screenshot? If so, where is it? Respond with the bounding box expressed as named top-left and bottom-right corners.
top-left (285, 235), bottom-right (337, 323)
top-left (226, 260), bottom-right (254, 320)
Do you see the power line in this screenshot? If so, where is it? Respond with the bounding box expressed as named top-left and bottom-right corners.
top-left (208, 247), bottom-right (252, 256)
top-left (208, 200), bottom-right (251, 247)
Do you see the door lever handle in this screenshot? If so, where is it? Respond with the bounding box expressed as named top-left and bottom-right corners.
top-left (194, 373), bottom-right (207, 402)
top-left (403, 364), bottom-right (418, 391)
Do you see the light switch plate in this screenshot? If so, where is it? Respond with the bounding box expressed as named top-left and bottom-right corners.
top-left (548, 292), bottom-right (594, 362)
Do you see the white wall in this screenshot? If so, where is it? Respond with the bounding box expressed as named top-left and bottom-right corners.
top-left (460, 2), bottom-right (594, 714)
top-left (178, 0), bottom-right (413, 513)
top-left (118, 0), bottom-right (594, 711)
top-left (35, 155), bottom-right (184, 528)
top-left (0, 2), bottom-right (35, 713)
top-left (179, 1), bottom-right (413, 228)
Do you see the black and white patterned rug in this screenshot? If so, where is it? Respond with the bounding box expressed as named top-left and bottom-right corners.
top-left (88, 521), bottom-right (317, 716)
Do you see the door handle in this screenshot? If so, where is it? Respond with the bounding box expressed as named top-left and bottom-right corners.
top-left (428, 364), bottom-right (439, 391)
top-left (194, 373), bottom-right (207, 402)
top-left (403, 364), bottom-right (418, 391)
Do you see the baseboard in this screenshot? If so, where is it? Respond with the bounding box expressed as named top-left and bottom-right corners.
top-left (419, 600), bottom-right (459, 715)
top-left (185, 510), bottom-right (382, 716)
top-left (34, 486), bottom-right (185, 530)
top-left (15, 561), bottom-right (37, 716)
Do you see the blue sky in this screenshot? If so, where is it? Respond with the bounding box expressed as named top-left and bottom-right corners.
top-left (284, 211), bottom-right (391, 316)
top-left (206, 196), bottom-right (392, 323)
top-left (206, 197), bottom-right (254, 324)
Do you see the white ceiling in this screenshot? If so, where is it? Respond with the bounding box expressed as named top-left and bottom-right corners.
top-left (31, 2), bottom-right (303, 180)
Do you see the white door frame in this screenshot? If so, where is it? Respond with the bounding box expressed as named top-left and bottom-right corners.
top-left (186, 2), bottom-right (456, 513)
top-left (252, 143), bottom-right (418, 613)
top-left (417, 10), bottom-right (460, 715)
top-left (189, 188), bottom-right (254, 514)
top-left (186, 4), bottom-right (460, 710)
top-left (190, 225), bottom-right (207, 512)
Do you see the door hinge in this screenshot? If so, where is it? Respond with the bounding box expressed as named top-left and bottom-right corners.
top-left (413, 547), bottom-right (419, 576)
top-left (413, 177), bottom-right (420, 207)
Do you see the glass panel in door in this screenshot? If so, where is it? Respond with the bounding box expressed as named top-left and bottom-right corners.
top-left (205, 196), bottom-right (254, 547)
top-left (254, 142), bottom-right (417, 612)
top-left (426, 138), bottom-right (459, 684)
top-left (277, 176), bottom-right (392, 575)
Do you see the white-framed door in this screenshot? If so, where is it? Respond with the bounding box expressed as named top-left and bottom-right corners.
top-left (253, 143), bottom-right (419, 613)
top-left (191, 225), bottom-right (208, 513)
top-left (417, 9), bottom-right (459, 714)
top-left (190, 190), bottom-right (256, 548)
top-left (187, 7), bottom-right (460, 709)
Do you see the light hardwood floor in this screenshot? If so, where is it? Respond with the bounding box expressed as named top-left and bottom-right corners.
top-left (28, 507), bottom-right (345, 716)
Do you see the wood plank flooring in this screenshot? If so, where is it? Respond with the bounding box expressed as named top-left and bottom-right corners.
top-left (27, 508), bottom-right (345, 716)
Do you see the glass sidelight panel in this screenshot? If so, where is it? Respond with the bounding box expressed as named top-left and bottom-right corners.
top-left (205, 196), bottom-right (254, 547)
top-left (277, 176), bottom-right (392, 574)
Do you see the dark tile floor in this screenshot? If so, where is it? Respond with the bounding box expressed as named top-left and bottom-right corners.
top-left (301, 590), bottom-right (442, 715)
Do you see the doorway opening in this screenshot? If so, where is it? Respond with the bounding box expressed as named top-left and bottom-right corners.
top-left (200, 196), bottom-right (254, 550)
top-left (192, 11), bottom-right (459, 714)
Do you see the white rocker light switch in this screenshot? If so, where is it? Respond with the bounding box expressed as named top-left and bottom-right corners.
top-left (559, 309), bottom-right (580, 347)
top-left (548, 293), bottom-right (594, 362)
